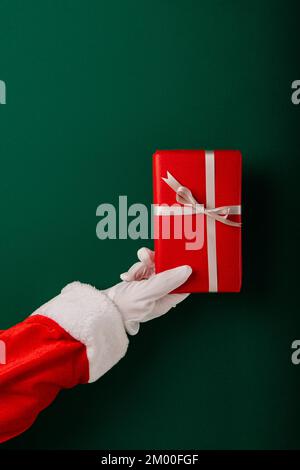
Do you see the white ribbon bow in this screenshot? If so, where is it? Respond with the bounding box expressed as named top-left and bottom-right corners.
top-left (162, 171), bottom-right (241, 228)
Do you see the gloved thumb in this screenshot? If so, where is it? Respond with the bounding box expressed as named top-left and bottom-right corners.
top-left (143, 265), bottom-right (192, 298)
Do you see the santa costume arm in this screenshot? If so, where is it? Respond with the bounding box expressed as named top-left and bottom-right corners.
top-left (0, 249), bottom-right (191, 443)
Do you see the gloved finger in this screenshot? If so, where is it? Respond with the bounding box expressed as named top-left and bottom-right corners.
top-left (142, 265), bottom-right (192, 299)
top-left (120, 261), bottom-right (141, 281)
top-left (120, 261), bottom-right (153, 281)
top-left (124, 319), bottom-right (140, 336)
top-left (120, 248), bottom-right (155, 281)
top-left (137, 247), bottom-right (155, 266)
top-left (147, 293), bottom-right (190, 321)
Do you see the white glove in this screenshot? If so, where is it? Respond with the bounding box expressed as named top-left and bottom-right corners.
top-left (32, 247), bottom-right (192, 382)
top-left (104, 247), bottom-right (192, 335)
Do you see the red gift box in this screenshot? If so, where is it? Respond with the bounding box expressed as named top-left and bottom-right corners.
top-left (153, 150), bottom-right (242, 293)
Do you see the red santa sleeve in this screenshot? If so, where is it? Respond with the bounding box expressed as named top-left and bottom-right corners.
top-left (0, 281), bottom-right (129, 443)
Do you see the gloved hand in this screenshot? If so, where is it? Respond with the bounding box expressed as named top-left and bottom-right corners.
top-left (104, 247), bottom-right (192, 335)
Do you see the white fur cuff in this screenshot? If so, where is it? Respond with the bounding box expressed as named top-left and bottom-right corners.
top-left (31, 281), bottom-right (129, 382)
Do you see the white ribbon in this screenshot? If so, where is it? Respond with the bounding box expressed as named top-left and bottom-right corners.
top-left (156, 151), bottom-right (241, 292)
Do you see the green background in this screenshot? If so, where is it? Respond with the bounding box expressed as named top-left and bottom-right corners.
top-left (0, 0), bottom-right (300, 450)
